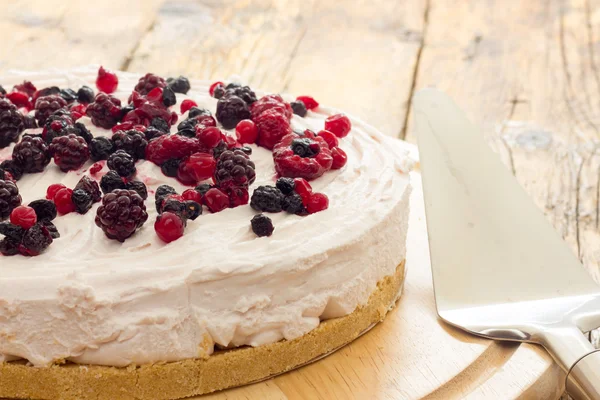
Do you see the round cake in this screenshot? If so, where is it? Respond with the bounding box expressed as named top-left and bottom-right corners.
top-left (0, 67), bottom-right (414, 400)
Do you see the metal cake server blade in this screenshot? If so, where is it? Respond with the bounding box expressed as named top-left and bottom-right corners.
top-left (414, 88), bottom-right (600, 399)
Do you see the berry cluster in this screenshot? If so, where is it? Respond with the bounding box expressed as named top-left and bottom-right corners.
top-left (153, 185), bottom-right (202, 243)
top-left (45, 176), bottom-right (102, 216)
top-left (212, 83), bottom-right (257, 130)
top-left (95, 189), bottom-right (148, 242)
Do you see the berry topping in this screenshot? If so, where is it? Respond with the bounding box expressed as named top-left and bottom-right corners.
top-left (0, 238), bottom-right (19, 256)
top-left (112, 129), bottom-right (148, 160)
top-left (28, 199), bottom-right (57, 222)
top-left (324, 114), bottom-right (351, 138)
top-left (155, 212), bottom-right (185, 243)
top-left (167, 76), bottom-right (191, 94)
top-left (90, 136), bottom-right (115, 161)
top-left (145, 134), bottom-right (205, 166)
top-left (144, 126), bottom-right (167, 141)
top-left (291, 137), bottom-right (320, 157)
top-left (290, 100), bottom-right (307, 117)
top-left (70, 103), bottom-right (87, 120)
top-left (250, 186), bottom-right (284, 213)
top-left (0, 160), bottom-right (24, 181)
top-left (275, 177), bottom-right (295, 195)
top-left (96, 66), bottom-right (119, 94)
top-left (296, 96), bottom-right (319, 110)
top-left (6, 91), bottom-right (33, 110)
top-left (251, 214), bottom-right (274, 237)
top-left (184, 200), bottom-right (202, 220)
top-left (255, 109), bottom-right (292, 150)
top-left (12, 136), bottom-right (51, 173)
top-left (19, 223), bottom-right (53, 256)
top-left (162, 87), bottom-right (177, 108)
top-left (60, 88), bottom-right (77, 104)
top-left (195, 183), bottom-right (212, 197)
top-left (10, 206), bottom-right (37, 229)
top-left (71, 189), bottom-right (93, 214)
top-left (86, 93), bottom-right (123, 129)
top-left (23, 115), bottom-right (37, 130)
top-left (306, 192), bottom-right (329, 214)
top-left (40, 220), bottom-right (60, 239)
top-left (273, 132), bottom-right (332, 180)
top-left (216, 95), bottom-right (251, 130)
top-left (194, 126), bottom-right (220, 149)
top-left (281, 193), bottom-right (307, 215)
top-left (317, 130), bottom-right (339, 149)
top-left (77, 86), bottom-right (95, 104)
top-left (0, 222), bottom-right (26, 242)
top-left (250, 94), bottom-right (293, 120)
top-left (107, 150), bottom-right (136, 178)
top-left (100, 170), bottom-right (127, 195)
top-left (54, 187), bottom-right (76, 215)
top-left (14, 81), bottom-right (37, 97)
top-left (149, 117), bottom-right (169, 133)
top-left (126, 181), bottom-right (148, 200)
top-left (177, 152), bottom-right (217, 185)
top-left (331, 147), bottom-right (348, 169)
top-left (155, 184), bottom-right (177, 212)
top-left (209, 82), bottom-right (225, 97)
top-left (203, 188), bottom-right (229, 213)
top-left (49, 134), bottom-right (90, 172)
top-left (134, 73), bottom-right (166, 95)
top-left (161, 158), bottom-right (181, 178)
top-left (293, 177), bottom-right (312, 199)
top-left (160, 196), bottom-right (187, 217)
top-left (225, 186), bottom-right (249, 208)
top-left (0, 99), bottom-right (25, 148)
top-left (41, 109), bottom-right (74, 143)
top-left (214, 149), bottom-right (256, 189)
top-left (182, 188), bottom-right (203, 204)
top-left (89, 162), bottom-right (104, 175)
top-left (180, 99), bottom-right (198, 115)
top-left (33, 87), bottom-right (60, 102)
top-left (224, 85), bottom-right (257, 104)
top-left (35, 95), bottom-right (68, 125)
top-left (46, 183), bottom-right (66, 200)
top-left (235, 119), bottom-right (258, 144)
top-left (95, 189), bottom-right (148, 242)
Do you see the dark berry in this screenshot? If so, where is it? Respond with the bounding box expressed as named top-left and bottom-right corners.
top-left (290, 100), bottom-right (307, 117)
top-left (177, 117), bottom-right (197, 132)
top-left (184, 200), bottom-right (202, 220)
top-left (324, 114), bottom-right (352, 138)
top-left (96, 66), bottom-right (119, 93)
top-left (67, 122), bottom-right (93, 144)
top-left (281, 193), bottom-right (307, 215)
top-left (23, 115), bottom-right (37, 129)
top-left (150, 117), bottom-right (170, 133)
top-left (60, 88), bottom-right (77, 104)
top-left (13, 136), bottom-right (51, 173)
top-left (276, 177), bottom-right (295, 195)
top-left (155, 184), bottom-right (177, 212)
top-left (0, 160), bottom-right (23, 181)
top-left (35, 95), bottom-right (68, 125)
top-left (49, 134), bottom-right (90, 172)
top-left (95, 189), bottom-right (148, 242)
top-left (255, 109), bottom-right (292, 150)
top-left (135, 73), bottom-right (166, 95)
top-left (86, 93), bottom-right (123, 129)
top-left (41, 109), bottom-right (73, 143)
top-left (126, 180), bottom-right (148, 200)
top-left (112, 129), bottom-right (148, 160)
top-left (144, 126), bottom-right (166, 141)
top-left (212, 141), bottom-right (229, 160)
top-left (77, 86), bottom-right (95, 103)
top-left (240, 146), bottom-right (252, 155)
top-left (0, 85), bottom-right (6, 95)
top-left (251, 214), bottom-right (274, 237)
top-left (215, 149), bottom-right (256, 189)
top-left (74, 175), bottom-right (102, 203)
top-left (54, 188), bottom-right (75, 215)
top-left (224, 85), bottom-right (257, 104)
top-left (28, 199), bottom-right (57, 221)
top-left (176, 128), bottom-right (195, 138)
top-left (72, 189), bottom-right (93, 214)
top-left (19, 223), bottom-right (53, 256)
top-left (209, 82), bottom-right (225, 98)
top-left (100, 170), bottom-right (126, 194)
top-left (0, 238), bottom-right (19, 255)
top-left (216, 95), bottom-right (251, 130)
top-left (291, 137), bottom-right (320, 158)
top-left (225, 83), bottom-right (241, 90)
top-left (195, 183), bottom-right (212, 197)
top-left (90, 136), bottom-right (115, 161)
top-left (0, 168), bottom-right (10, 182)
top-left (107, 150), bottom-right (136, 178)
top-left (161, 158), bottom-right (181, 178)
top-left (188, 107), bottom-right (211, 118)
top-left (0, 99), bottom-right (24, 148)
top-left (167, 76), bottom-right (191, 94)
top-left (34, 86), bottom-right (60, 102)
top-left (0, 222), bottom-right (26, 241)
top-left (161, 197), bottom-right (187, 219)
top-left (154, 212), bottom-right (185, 243)
top-left (250, 186), bottom-right (283, 213)
top-left (162, 86), bottom-right (176, 107)
top-left (40, 220), bottom-right (60, 239)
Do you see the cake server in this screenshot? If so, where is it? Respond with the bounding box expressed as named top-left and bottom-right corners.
top-left (414, 88), bottom-right (600, 399)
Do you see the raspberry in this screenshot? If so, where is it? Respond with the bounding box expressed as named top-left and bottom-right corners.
top-left (161, 158), bottom-right (181, 178)
top-left (177, 152), bottom-right (216, 185)
top-left (6, 92), bottom-right (33, 110)
top-left (216, 95), bottom-right (251, 129)
top-left (224, 85), bottom-right (257, 104)
top-left (46, 183), bottom-right (66, 200)
top-left (28, 199), bottom-right (57, 222)
top-left (255, 109), bottom-right (292, 150)
top-left (276, 177), bottom-right (295, 195)
top-left (100, 170), bottom-right (126, 194)
top-left (273, 132), bottom-right (333, 180)
top-left (250, 186), bottom-right (283, 213)
top-left (35, 95), bottom-right (68, 125)
top-left (86, 93), bottom-right (123, 129)
top-left (306, 192), bottom-right (329, 214)
top-left (12, 136), bottom-right (51, 173)
top-left (251, 94), bottom-right (292, 120)
top-left (0, 222), bottom-right (25, 241)
top-left (77, 86), bottom-right (95, 103)
top-left (296, 96), bottom-right (319, 110)
top-left (107, 150), bottom-right (136, 177)
top-left (251, 214), bottom-right (274, 237)
top-left (74, 175), bottom-right (102, 202)
top-left (96, 66), bottom-right (119, 94)
top-left (155, 211), bottom-right (185, 243)
top-left (112, 129), bottom-right (148, 160)
top-left (203, 188), bottom-right (229, 213)
top-left (317, 130), bottom-right (339, 149)
top-left (0, 161), bottom-right (23, 181)
top-left (324, 114), bottom-right (351, 138)
top-left (71, 189), bottom-right (93, 214)
top-left (214, 149), bottom-right (256, 188)
top-left (126, 181), bottom-right (148, 200)
top-left (331, 147), bottom-right (348, 169)
top-left (14, 81), bottom-right (36, 97)
top-left (10, 206), bottom-right (36, 229)
top-left (235, 119), bottom-right (258, 144)
top-left (180, 99), bottom-right (197, 114)
top-left (49, 134), bottom-right (90, 172)
top-left (145, 134), bottom-right (205, 166)
top-left (95, 189), bottom-right (148, 242)
top-left (281, 193), bottom-right (307, 215)
top-left (54, 188), bottom-right (76, 215)
top-left (123, 102), bottom-right (178, 130)
top-left (0, 99), bottom-right (24, 148)
top-left (19, 223), bottom-right (53, 256)
top-left (60, 88), bottom-right (77, 104)
top-left (209, 82), bottom-right (225, 97)
top-left (134, 73), bottom-right (167, 95)
top-left (290, 100), bottom-right (307, 117)
top-left (90, 136), bottom-right (115, 161)
top-left (167, 76), bottom-right (191, 94)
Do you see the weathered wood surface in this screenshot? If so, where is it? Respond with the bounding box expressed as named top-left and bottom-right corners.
top-left (4, 0), bottom-right (600, 398)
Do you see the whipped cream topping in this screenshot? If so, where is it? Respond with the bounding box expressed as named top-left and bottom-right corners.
top-left (0, 67), bottom-right (414, 367)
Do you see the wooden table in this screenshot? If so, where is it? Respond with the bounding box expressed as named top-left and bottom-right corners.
top-left (2, 0), bottom-right (599, 398)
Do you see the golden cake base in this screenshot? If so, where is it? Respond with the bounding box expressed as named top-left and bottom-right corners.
top-left (0, 261), bottom-right (405, 400)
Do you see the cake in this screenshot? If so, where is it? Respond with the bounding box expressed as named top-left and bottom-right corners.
top-left (0, 67), bottom-right (414, 400)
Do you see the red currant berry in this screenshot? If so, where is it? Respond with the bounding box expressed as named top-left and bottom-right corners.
top-left (154, 212), bottom-right (185, 243)
top-left (70, 103), bottom-right (87, 120)
top-left (196, 126), bottom-right (223, 149)
top-left (180, 99), bottom-right (198, 114)
top-left (146, 87), bottom-right (163, 104)
top-left (235, 119), bottom-right (258, 144)
top-left (294, 178), bottom-right (312, 202)
top-left (54, 188), bottom-right (76, 215)
top-left (204, 188), bottom-right (229, 213)
top-left (209, 81), bottom-right (224, 97)
top-left (46, 183), bottom-right (66, 200)
top-left (10, 206), bottom-right (37, 229)
top-left (306, 193), bottom-right (329, 214)
top-left (317, 130), bottom-right (339, 149)
top-left (96, 66), bottom-right (119, 94)
top-left (324, 114), bottom-right (351, 138)
top-left (178, 152), bottom-right (216, 185)
top-left (89, 162), bottom-right (104, 175)
top-left (7, 91), bottom-right (33, 110)
top-left (296, 96), bottom-right (319, 110)
top-left (331, 147), bottom-right (348, 169)
top-left (181, 189), bottom-right (203, 204)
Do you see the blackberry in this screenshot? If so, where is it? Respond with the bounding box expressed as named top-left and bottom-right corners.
top-left (90, 136), bottom-right (115, 161)
top-left (144, 126), bottom-right (167, 141)
top-left (0, 85), bottom-right (6, 95)
top-left (162, 87), bottom-right (176, 107)
top-left (126, 180), bottom-right (148, 200)
top-left (64, 122), bottom-right (93, 144)
top-left (0, 168), bottom-right (9, 182)
top-left (0, 222), bottom-right (26, 241)
top-left (107, 150), bottom-right (136, 178)
top-left (77, 86), bottom-right (95, 104)
top-left (42, 109), bottom-right (74, 143)
top-left (74, 175), bottom-right (102, 202)
top-left (95, 189), bottom-right (148, 242)
top-left (35, 95), bottom-right (68, 125)
top-left (215, 149), bottom-right (256, 188)
top-left (23, 115), bottom-right (37, 129)
top-left (155, 184), bottom-right (177, 212)
top-left (72, 189), bottom-right (93, 214)
top-left (184, 200), bottom-right (202, 220)
top-left (240, 146), bottom-right (252, 156)
top-left (291, 138), bottom-right (320, 158)
top-left (112, 129), bottom-right (147, 160)
top-left (0, 99), bottom-right (25, 148)
top-left (189, 107), bottom-right (211, 118)
top-left (100, 170), bottom-right (126, 194)
top-left (250, 186), bottom-right (284, 213)
top-left (282, 193), bottom-right (307, 215)
top-left (35, 86), bottom-right (60, 99)
top-left (291, 100), bottom-right (307, 117)
top-left (161, 158), bottom-right (181, 177)
top-left (0, 160), bottom-right (23, 181)
top-left (20, 222), bottom-right (53, 256)
top-left (212, 141), bottom-right (229, 160)
top-left (150, 117), bottom-right (170, 133)
top-left (28, 199), bottom-right (57, 221)
top-left (40, 219), bottom-right (60, 239)
top-left (251, 214), bottom-right (274, 237)
top-left (0, 238), bottom-right (19, 256)
top-left (195, 183), bottom-right (212, 197)
top-left (12, 136), bottom-right (51, 173)
top-left (134, 73), bottom-right (167, 95)
top-left (276, 177), bottom-right (295, 195)
top-left (216, 95), bottom-right (251, 130)
top-left (224, 85), bottom-right (257, 104)
top-left (59, 88), bottom-right (78, 104)
top-left (86, 93), bottom-right (123, 129)
top-left (213, 84), bottom-right (226, 99)
top-left (167, 76), bottom-right (191, 94)
top-left (49, 134), bottom-right (90, 172)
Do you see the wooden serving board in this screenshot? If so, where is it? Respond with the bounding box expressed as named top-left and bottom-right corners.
top-left (192, 173), bottom-right (565, 400)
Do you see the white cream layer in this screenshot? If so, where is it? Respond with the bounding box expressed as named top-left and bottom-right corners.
top-left (0, 67), bottom-right (414, 367)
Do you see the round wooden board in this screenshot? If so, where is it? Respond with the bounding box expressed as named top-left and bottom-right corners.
top-left (195, 173), bottom-right (565, 400)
